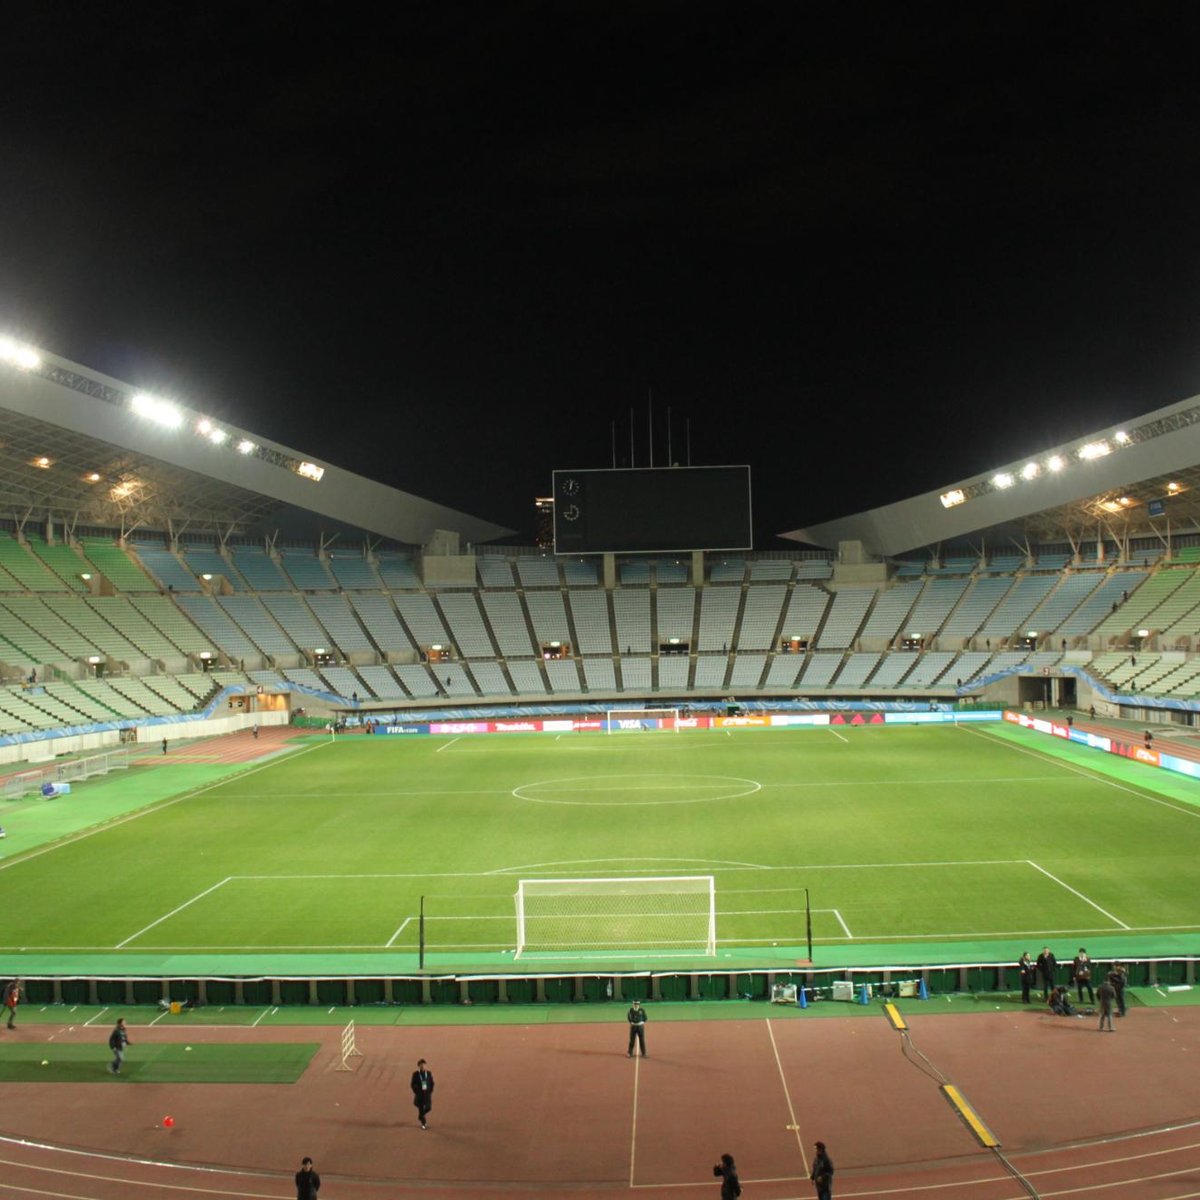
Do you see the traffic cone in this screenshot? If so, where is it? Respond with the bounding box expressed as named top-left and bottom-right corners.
top-left (798, 986), bottom-right (808, 1009)
top-left (918, 977), bottom-right (929, 1001)
top-left (857, 983), bottom-right (870, 1005)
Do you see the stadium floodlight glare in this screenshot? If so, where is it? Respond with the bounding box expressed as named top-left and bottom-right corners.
top-left (83, 472), bottom-right (101, 483)
top-left (1047, 454), bottom-right (1065, 471)
top-left (236, 439), bottom-right (256, 454)
top-left (296, 461), bottom-right (325, 481)
top-left (1078, 440), bottom-right (1110, 460)
top-left (80, 573), bottom-right (91, 581)
top-left (1138, 629), bottom-right (1150, 638)
top-left (0, 337), bottom-right (41, 370)
top-left (208, 428), bottom-right (228, 445)
top-left (131, 392), bottom-right (183, 428)
top-left (87, 655), bottom-right (103, 664)
top-left (1114, 430), bottom-right (1130, 444)
top-left (992, 472), bottom-right (1015, 489)
top-left (1020, 462), bottom-right (1039, 480)
top-left (1168, 481), bottom-right (1182, 493)
top-left (31, 456), bottom-right (52, 469)
top-left (939, 488), bottom-right (966, 508)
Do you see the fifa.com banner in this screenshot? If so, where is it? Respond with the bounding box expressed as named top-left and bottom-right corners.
top-left (1001, 709), bottom-right (1200, 778)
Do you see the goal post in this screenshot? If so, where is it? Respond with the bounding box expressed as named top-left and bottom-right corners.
top-left (605, 707), bottom-right (680, 733)
top-left (514, 876), bottom-right (716, 958)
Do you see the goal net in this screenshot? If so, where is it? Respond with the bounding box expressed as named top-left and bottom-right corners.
top-left (605, 708), bottom-right (680, 733)
top-left (514, 876), bottom-right (716, 958)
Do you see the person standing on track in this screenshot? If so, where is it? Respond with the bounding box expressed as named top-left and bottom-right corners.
top-left (713, 1152), bottom-right (741, 1197)
top-left (626, 998), bottom-right (647, 1057)
top-left (1072, 948), bottom-right (1095, 1004)
top-left (1018, 952), bottom-right (1035, 1004)
top-left (108, 1017), bottom-right (129, 1073)
top-left (1036, 946), bottom-right (1057, 1001)
top-left (3, 979), bottom-right (21, 1029)
top-left (1097, 977), bottom-right (1116, 1032)
top-left (295, 1156), bottom-right (320, 1199)
top-left (1108, 963), bottom-right (1128, 1017)
top-left (811, 1140), bottom-right (835, 1199)
top-left (411, 1058), bottom-right (434, 1129)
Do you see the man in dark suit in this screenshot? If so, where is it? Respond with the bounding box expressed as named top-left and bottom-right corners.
top-left (410, 1058), bottom-right (434, 1129)
top-left (1036, 947), bottom-right (1057, 1001)
top-left (1018, 952), bottom-right (1036, 1004)
top-left (626, 999), bottom-right (648, 1057)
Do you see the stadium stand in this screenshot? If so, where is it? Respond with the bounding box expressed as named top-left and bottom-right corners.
top-left (481, 592), bottom-right (536, 657)
top-left (437, 592), bottom-right (497, 658)
top-left (567, 590), bottom-right (613, 654)
top-left (737, 585), bottom-right (786, 650)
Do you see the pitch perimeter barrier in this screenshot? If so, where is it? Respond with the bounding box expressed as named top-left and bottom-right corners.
top-left (1003, 709), bottom-right (1200, 784)
top-left (11, 954), bottom-right (1195, 1009)
top-left (373, 710), bottom-right (1003, 736)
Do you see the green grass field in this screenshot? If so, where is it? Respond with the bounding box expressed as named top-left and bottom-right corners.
top-left (0, 723), bottom-right (1197, 971)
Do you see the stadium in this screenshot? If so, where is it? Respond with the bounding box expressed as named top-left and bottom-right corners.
top-left (0, 337), bottom-right (1198, 1197)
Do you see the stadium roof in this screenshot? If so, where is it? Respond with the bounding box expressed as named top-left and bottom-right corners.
top-left (783, 393), bottom-right (1200, 558)
top-left (0, 343), bottom-right (512, 546)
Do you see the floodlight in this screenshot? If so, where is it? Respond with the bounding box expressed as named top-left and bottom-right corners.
top-left (1138, 629), bottom-right (1150, 638)
top-left (237, 439), bottom-right (256, 454)
top-left (31, 456), bottom-right (52, 469)
top-left (1027, 631), bottom-right (1038, 637)
top-left (296, 461), bottom-right (325, 481)
top-left (939, 489), bottom-right (965, 508)
top-left (1047, 455), bottom-right (1065, 471)
top-left (0, 337), bottom-right (40, 370)
top-left (1020, 462), bottom-right (1039, 480)
top-left (80, 573), bottom-right (91, 581)
top-left (83, 472), bottom-right (101, 483)
top-left (197, 418), bottom-right (213, 434)
top-left (1168, 481), bottom-right (1181, 493)
top-left (1115, 430), bottom-right (1130, 444)
top-left (992, 472), bottom-right (1015, 489)
top-left (208, 428), bottom-right (228, 445)
top-left (198, 650), bottom-right (214, 660)
top-left (87, 655), bottom-right (103, 664)
top-left (201, 573), bottom-right (213, 580)
top-left (131, 392), bottom-right (183, 428)
top-left (1078, 440), bottom-right (1110, 460)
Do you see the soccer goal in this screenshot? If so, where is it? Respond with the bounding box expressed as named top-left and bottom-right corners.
top-left (514, 876), bottom-right (716, 959)
top-left (604, 707), bottom-right (680, 733)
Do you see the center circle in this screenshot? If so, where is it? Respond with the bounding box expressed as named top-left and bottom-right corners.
top-left (512, 773), bottom-right (762, 807)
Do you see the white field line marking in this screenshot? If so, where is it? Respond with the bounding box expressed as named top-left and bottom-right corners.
top-left (960, 724), bottom-right (1200, 819)
top-left (0, 739), bottom-right (328, 875)
top-left (250, 1006), bottom-right (275, 1027)
top-left (148, 1008), bottom-right (170, 1026)
top-left (832, 909), bottom-right (853, 938)
top-left (827, 726), bottom-right (848, 743)
top-left (435, 736), bottom-right (460, 752)
top-left (1027, 860), bottom-right (1130, 929)
top-left (766, 1019), bottom-right (810, 1176)
top-left (80, 1007), bottom-right (108, 1028)
top-left (115, 878), bottom-right (233, 949)
top-left (385, 917), bottom-right (412, 947)
top-left (629, 1051), bottom-right (640, 1188)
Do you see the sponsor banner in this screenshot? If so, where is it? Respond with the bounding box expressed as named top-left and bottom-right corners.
top-left (381, 724), bottom-right (427, 735)
top-left (884, 710), bottom-right (1000, 724)
top-left (429, 721), bottom-right (490, 735)
top-left (1159, 753), bottom-right (1200, 779)
top-left (770, 713), bottom-right (831, 727)
top-left (1069, 728), bottom-right (1112, 752)
top-left (571, 719), bottom-right (604, 731)
top-left (1129, 745), bottom-right (1160, 767)
top-left (542, 720), bottom-right (575, 733)
top-left (1002, 711), bottom-right (1067, 737)
top-left (713, 715), bottom-right (771, 728)
top-left (492, 721), bottom-right (541, 733)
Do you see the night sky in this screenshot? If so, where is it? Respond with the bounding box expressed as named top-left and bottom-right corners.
top-left (4, 4), bottom-right (1200, 547)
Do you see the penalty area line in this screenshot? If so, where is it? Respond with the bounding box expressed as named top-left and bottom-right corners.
top-left (1025, 860), bottom-right (1130, 929)
top-left (385, 917), bottom-right (413, 947)
top-left (115, 878), bottom-right (233, 949)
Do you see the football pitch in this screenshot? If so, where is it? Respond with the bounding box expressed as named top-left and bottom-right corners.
top-left (0, 722), bottom-right (1197, 971)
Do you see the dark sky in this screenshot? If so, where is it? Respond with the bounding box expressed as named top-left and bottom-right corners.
top-left (4, 4), bottom-right (1200, 547)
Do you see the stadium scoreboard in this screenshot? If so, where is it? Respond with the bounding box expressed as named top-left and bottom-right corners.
top-left (552, 466), bottom-right (752, 554)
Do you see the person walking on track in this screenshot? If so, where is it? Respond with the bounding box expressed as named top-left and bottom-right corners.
top-left (811, 1140), bottom-right (835, 1199)
top-left (713, 1153), bottom-right (741, 1197)
top-left (107, 1017), bottom-right (129, 1073)
top-left (3, 979), bottom-right (21, 1030)
top-left (411, 1058), bottom-right (434, 1129)
top-left (295, 1155), bottom-right (320, 1199)
top-left (627, 998), bottom-right (648, 1057)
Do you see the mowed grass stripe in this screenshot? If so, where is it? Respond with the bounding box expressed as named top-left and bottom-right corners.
top-left (0, 726), bottom-right (1194, 954)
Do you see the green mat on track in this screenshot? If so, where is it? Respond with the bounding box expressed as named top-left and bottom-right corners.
top-left (0, 1042), bottom-right (319, 1083)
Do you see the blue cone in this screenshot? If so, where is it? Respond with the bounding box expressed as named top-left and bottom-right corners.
top-left (857, 983), bottom-right (870, 1005)
top-left (918, 976), bottom-right (929, 1000)
top-left (798, 986), bottom-right (808, 1009)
